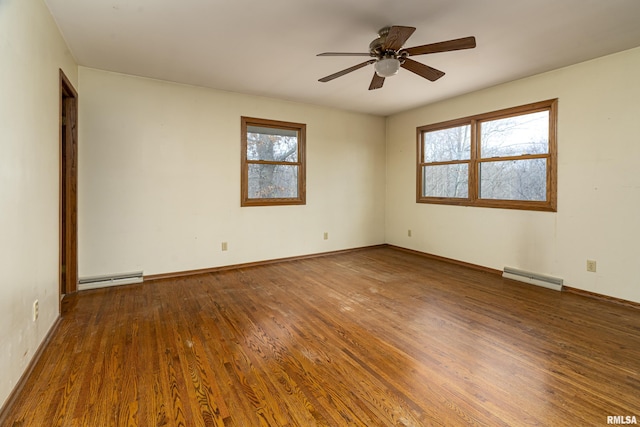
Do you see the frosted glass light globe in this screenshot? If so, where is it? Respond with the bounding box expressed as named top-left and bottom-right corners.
top-left (374, 58), bottom-right (400, 77)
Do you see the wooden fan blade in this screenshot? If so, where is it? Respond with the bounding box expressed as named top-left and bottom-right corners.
top-left (369, 73), bottom-right (385, 90)
top-left (383, 26), bottom-right (416, 51)
top-left (318, 60), bottom-right (376, 82)
top-left (401, 58), bottom-right (445, 82)
top-left (317, 52), bottom-right (372, 57)
top-left (404, 36), bottom-right (476, 56)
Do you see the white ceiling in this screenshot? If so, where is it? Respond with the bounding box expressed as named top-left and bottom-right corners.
top-left (44, 0), bottom-right (640, 116)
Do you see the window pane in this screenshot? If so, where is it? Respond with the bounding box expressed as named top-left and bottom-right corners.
top-left (423, 125), bottom-right (471, 162)
top-left (247, 129), bottom-right (298, 162)
top-left (480, 111), bottom-right (549, 158)
top-left (422, 164), bottom-right (469, 198)
top-left (248, 164), bottom-right (298, 199)
top-left (479, 159), bottom-right (546, 201)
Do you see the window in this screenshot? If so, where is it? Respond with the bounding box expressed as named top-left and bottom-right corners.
top-left (417, 99), bottom-right (557, 211)
top-left (241, 117), bottom-right (306, 206)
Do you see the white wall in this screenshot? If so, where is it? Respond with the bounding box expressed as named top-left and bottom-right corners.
top-left (386, 47), bottom-right (640, 303)
top-left (0, 0), bottom-right (77, 408)
top-left (77, 67), bottom-right (386, 277)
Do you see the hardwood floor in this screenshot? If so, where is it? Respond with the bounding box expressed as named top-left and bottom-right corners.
top-left (3, 246), bottom-right (640, 426)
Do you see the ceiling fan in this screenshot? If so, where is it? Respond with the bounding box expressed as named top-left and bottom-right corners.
top-left (317, 26), bottom-right (476, 90)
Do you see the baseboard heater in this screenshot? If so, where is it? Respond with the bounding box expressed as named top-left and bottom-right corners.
top-left (78, 271), bottom-right (144, 291)
top-left (502, 267), bottom-right (563, 291)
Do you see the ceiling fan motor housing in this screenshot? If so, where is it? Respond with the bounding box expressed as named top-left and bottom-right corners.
top-left (369, 37), bottom-right (385, 57)
top-left (369, 27), bottom-right (408, 62)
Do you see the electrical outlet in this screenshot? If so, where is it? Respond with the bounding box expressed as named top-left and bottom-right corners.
top-left (408, 229), bottom-right (412, 237)
top-left (323, 232), bottom-right (329, 240)
top-left (221, 242), bottom-right (228, 251)
top-left (586, 260), bottom-right (597, 273)
top-left (33, 300), bottom-right (39, 321)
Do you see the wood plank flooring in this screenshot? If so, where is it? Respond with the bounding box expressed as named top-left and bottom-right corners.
top-left (3, 246), bottom-right (640, 426)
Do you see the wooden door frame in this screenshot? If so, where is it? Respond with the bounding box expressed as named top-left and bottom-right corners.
top-left (59, 69), bottom-right (78, 312)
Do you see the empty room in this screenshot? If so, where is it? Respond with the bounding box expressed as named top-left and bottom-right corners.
top-left (2, 0), bottom-right (640, 425)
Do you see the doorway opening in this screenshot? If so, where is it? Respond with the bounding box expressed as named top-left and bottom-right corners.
top-left (59, 69), bottom-right (78, 313)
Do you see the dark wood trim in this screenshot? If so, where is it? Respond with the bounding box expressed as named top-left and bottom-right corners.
top-left (59, 68), bottom-right (78, 98)
top-left (135, 241), bottom-right (640, 310)
top-left (386, 245), bottom-right (503, 276)
top-left (59, 69), bottom-right (79, 309)
top-left (144, 244), bottom-right (387, 282)
top-left (416, 98), bottom-right (558, 212)
top-left (0, 316), bottom-right (62, 425)
top-left (562, 286), bottom-right (640, 309)
top-left (548, 98), bottom-right (558, 211)
top-left (240, 116), bottom-right (306, 207)
top-left (390, 245), bottom-right (639, 308)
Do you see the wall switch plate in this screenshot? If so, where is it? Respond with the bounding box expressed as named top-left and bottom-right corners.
top-left (221, 242), bottom-right (228, 251)
top-left (323, 232), bottom-right (328, 240)
top-left (586, 260), bottom-right (597, 272)
top-left (33, 300), bottom-right (39, 321)
top-left (408, 229), bottom-right (412, 237)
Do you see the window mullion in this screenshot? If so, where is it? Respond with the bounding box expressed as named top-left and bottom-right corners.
top-left (478, 153), bottom-right (549, 163)
top-left (419, 159), bottom-right (469, 167)
top-left (248, 160), bottom-right (301, 166)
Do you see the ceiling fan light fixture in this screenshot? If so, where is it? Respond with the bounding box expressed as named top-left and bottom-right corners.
top-left (374, 57), bottom-right (400, 78)
top-left (317, 26), bottom-right (476, 89)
